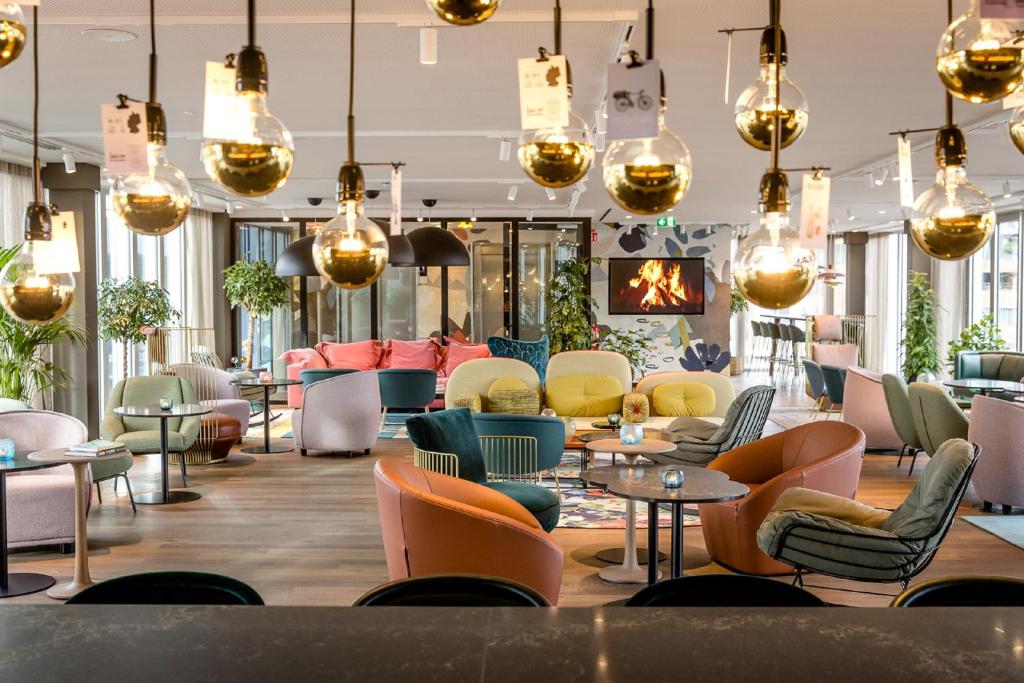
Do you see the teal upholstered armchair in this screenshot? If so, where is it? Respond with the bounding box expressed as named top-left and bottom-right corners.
top-left (102, 376), bottom-right (201, 456)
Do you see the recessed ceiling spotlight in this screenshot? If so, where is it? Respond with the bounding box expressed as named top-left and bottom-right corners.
top-left (81, 28), bottom-right (137, 43)
top-left (625, 214), bottom-right (633, 219)
top-left (878, 209), bottom-right (887, 215)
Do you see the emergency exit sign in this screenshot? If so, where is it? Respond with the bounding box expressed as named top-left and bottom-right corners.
top-left (656, 216), bottom-right (677, 228)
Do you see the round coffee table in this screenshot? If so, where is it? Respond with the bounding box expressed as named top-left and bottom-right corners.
top-left (576, 429), bottom-right (683, 474)
top-left (28, 448), bottom-right (136, 599)
top-left (114, 404), bottom-right (210, 505)
top-left (0, 452), bottom-right (64, 597)
top-left (582, 438), bottom-right (677, 584)
top-left (231, 378), bottom-right (302, 454)
top-left (607, 466), bottom-right (749, 582)
top-left (943, 378), bottom-right (1024, 396)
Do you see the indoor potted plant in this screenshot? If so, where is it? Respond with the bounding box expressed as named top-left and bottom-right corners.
top-left (945, 313), bottom-right (1008, 369)
top-left (900, 271), bottom-right (941, 382)
top-left (223, 259), bottom-right (290, 370)
top-left (545, 256), bottom-right (601, 355)
top-left (599, 328), bottom-right (656, 380)
top-left (98, 276), bottom-right (180, 380)
top-left (729, 287), bottom-right (748, 374)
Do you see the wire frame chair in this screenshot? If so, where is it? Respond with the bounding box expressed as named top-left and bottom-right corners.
top-left (479, 435), bottom-right (540, 484)
top-left (412, 447), bottom-right (459, 478)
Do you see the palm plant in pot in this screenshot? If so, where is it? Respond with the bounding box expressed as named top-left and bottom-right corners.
top-left (900, 271), bottom-right (941, 382)
top-left (98, 277), bottom-right (181, 380)
top-left (223, 259), bottom-right (290, 369)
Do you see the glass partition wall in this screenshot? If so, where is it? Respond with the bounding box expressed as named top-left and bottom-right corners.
top-left (969, 211), bottom-right (1021, 350)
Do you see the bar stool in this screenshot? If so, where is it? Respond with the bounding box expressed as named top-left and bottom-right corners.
top-left (777, 323), bottom-right (793, 380)
top-left (787, 324), bottom-right (806, 376)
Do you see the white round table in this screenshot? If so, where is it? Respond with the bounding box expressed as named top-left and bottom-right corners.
top-left (583, 438), bottom-right (677, 584)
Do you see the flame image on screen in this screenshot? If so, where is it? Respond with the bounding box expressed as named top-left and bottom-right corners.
top-left (608, 258), bottom-right (704, 315)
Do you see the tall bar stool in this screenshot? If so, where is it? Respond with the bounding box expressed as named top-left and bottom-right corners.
top-left (777, 323), bottom-right (793, 380)
top-left (751, 321), bottom-right (769, 370)
top-left (787, 324), bottom-right (806, 376)
top-left (766, 322), bottom-right (784, 378)
top-left (748, 321), bottom-right (762, 369)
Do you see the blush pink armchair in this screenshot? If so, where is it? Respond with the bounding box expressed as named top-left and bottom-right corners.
top-left (968, 394), bottom-right (1024, 514)
top-left (841, 367), bottom-right (902, 451)
top-left (811, 343), bottom-right (859, 368)
top-left (292, 371), bottom-right (382, 457)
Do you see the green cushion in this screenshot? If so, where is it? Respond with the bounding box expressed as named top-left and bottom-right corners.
top-left (881, 439), bottom-right (975, 537)
top-left (89, 452), bottom-right (134, 481)
top-left (546, 374), bottom-right (623, 417)
top-left (998, 355), bottom-right (1024, 382)
top-left (486, 389), bottom-right (540, 415)
top-left (405, 408), bottom-right (486, 483)
top-left (485, 481), bottom-right (561, 533)
top-left (120, 376), bottom-right (188, 433)
top-left (652, 382), bottom-right (717, 417)
top-left (116, 430), bottom-right (186, 454)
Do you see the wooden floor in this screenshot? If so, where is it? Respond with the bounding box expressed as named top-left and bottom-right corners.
top-left (6, 368), bottom-right (1022, 607)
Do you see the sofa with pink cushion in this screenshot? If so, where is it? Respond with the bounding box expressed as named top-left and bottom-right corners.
top-left (280, 338), bottom-right (491, 409)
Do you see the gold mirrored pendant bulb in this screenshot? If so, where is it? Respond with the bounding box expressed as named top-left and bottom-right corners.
top-left (602, 114), bottom-right (692, 215)
top-left (734, 29), bottom-right (809, 151)
top-left (909, 126), bottom-right (995, 261)
top-left (0, 3), bottom-right (26, 69)
top-left (936, 0), bottom-right (1024, 104)
top-left (1009, 105), bottom-right (1024, 155)
top-left (518, 110), bottom-right (594, 188)
top-left (425, 0), bottom-right (502, 26)
top-left (0, 207), bottom-right (75, 326)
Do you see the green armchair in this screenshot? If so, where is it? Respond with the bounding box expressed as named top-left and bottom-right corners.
top-left (102, 376), bottom-right (201, 460)
top-left (908, 382), bottom-right (969, 458)
top-left (881, 374), bottom-right (924, 476)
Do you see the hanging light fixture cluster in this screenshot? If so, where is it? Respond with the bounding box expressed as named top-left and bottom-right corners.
top-left (517, 1), bottom-right (594, 189)
top-left (0, 6), bottom-right (75, 326)
top-left (601, 1), bottom-right (692, 215)
top-left (109, 0), bottom-right (192, 237)
top-left (732, 0), bottom-right (817, 310)
top-left (425, 0), bottom-right (502, 26)
top-left (202, 0), bottom-right (294, 197)
top-left (0, 3), bottom-right (25, 69)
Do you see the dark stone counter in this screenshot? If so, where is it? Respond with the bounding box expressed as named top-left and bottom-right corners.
top-left (0, 605), bottom-right (1021, 682)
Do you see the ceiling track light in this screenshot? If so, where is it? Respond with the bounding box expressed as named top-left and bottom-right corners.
top-left (873, 166), bottom-right (889, 186)
top-left (527, 209), bottom-right (535, 221)
top-left (847, 207), bottom-right (857, 221)
top-left (545, 187), bottom-right (557, 201)
top-left (281, 209), bottom-right (289, 221)
top-left (417, 209), bottom-right (424, 222)
top-left (499, 139), bottom-right (512, 161)
top-left (62, 150), bottom-right (77, 174)
top-left (1003, 181), bottom-right (1013, 199)
top-left (507, 184), bottom-right (519, 201)
top-left (420, 25), bottom-right (438, 65)
top-left (471, 209), bottom-right (477, 221)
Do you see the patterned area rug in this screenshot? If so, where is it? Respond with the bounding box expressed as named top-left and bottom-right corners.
top-left (379, 412), bottom-right (412, 439)
top-left (962, 516), bottom-right (1024, 551)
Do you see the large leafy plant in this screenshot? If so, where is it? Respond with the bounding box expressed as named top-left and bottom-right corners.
top-left (900, 271), bottom-right (941, 381)
top-left (946, 313), bottom-right (1008, 368)
top-left (0, 245), bottom-right (87, 405)
top-left (224, 259), bottom-right (290, 369)
top-left (599, 328), bottom-right (656, 380)
top-left (545, 256), bottom-right (601, 355)
top-left (98, 277), bottom-right (180, 379)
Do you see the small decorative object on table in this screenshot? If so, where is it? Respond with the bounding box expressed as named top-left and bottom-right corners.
top-left (607, 413), bottom-right (622, 427)
top-left (158, 398), bottom-right (173, 410)
top-left (660, 468), bottom-right (685, 488)
top-left (541, 409), bottom-right (576, 441)
top-left (619, 423), bottom-right (644, 445)
top-left (0, 438), bottom-right (14, 461)
top-left (622, 392), bottom-right (650, 423)
top-left (260, 370), bottom-right (273, 384)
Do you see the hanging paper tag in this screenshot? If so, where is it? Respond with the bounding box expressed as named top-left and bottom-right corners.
top-left (606, 60), bottom-right (660, 141)
top-left (390, 167), bottom-right (403, 236)
top-left (897, 135), bottom-right (915, 208)
top-left (203, 61), bottom-right (239, 140)
top-left (35, 212), bottom-right (81, 275)
top-left (100, 102), bottom-right (149, 176)
top-left (517, 54), bottom-right (569, 129)
top-left (799, 174), bottom-right (829, 250)
top-left (1004, 85), bottom-right (1024, 110)
top-left (980, 0), bottom-right (1024, 19)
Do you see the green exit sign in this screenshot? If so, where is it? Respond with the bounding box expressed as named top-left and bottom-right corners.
top-left (656, 217), bottom-right (677, 228)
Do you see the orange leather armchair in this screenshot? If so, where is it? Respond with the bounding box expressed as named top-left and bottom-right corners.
top-left (699, 421), bottom-right (865, 575)
top-left (373, 458), bottom-right (564, 605)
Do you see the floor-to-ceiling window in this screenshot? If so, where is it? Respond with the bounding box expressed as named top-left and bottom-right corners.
top-left (969, 211), bottom-right (1021, 350)
top-left (235, 222), bottom-right (298, 375)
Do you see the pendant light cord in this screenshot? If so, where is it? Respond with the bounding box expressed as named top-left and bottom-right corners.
top-left (32, 5), bottom-right (40, 202)
top-left (149, 0), bottom-right (157, 103)
top-left (248, 0), bottom-right (256, 47)
top-left (347, 0), bottom-right (356, 163)
top-left (554, 1), bottom-right (561, 55)
top-left (945, 0), bottom-right (954, 127)
top-left (646, 0), bottom-right (654, 61)
top-left (769, 0), bottom-right (782, 171)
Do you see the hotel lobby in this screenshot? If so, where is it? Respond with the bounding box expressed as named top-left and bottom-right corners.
top-left (2, 0), bottom-right (1024, 679)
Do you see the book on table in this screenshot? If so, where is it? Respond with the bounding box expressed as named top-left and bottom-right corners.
top-left (67, 439), bottom-right (129, 457)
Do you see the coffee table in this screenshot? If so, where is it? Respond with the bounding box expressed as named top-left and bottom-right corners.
top-left (582, 438), bottom-right (677, 584)
top-left (576, 429), bottom-right (683, 473)
top-left (943, 378), bottom-right (1024, 396)
top-left (114, 404), bottom-right (210, 505)
top-left (28, 448), bottom-right (135, 599)
top-left (0, 452), bottom-right (64, 597)
top-left (231, 378), bottom-right (302, 454)
top-left (607, 465), bottom-right (748, 582)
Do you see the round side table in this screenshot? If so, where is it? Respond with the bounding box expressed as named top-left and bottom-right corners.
top-left (230, 378), bottom-right (302, 454)
top-left (0, 452), bottom-right (62, 597)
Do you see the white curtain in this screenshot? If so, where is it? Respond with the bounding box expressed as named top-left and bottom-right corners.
top-left (183, 209), bottom-right (215, 329)
top-left (932, 256), bottom-right (967, 378)
top-left (0, 162), bottom-right (34, 248)
top-left (864, 233), bottom-right (905, 373)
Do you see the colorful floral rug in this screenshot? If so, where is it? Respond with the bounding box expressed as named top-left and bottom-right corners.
top-left (379, 412), bottom-right (412, 439)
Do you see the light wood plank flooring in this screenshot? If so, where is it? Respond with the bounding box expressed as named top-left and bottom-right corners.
top-left (6, 370), bottom-right (1021, 607)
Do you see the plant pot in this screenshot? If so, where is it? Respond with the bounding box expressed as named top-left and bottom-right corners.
top-left (730, 357), bottom-right (743, 375)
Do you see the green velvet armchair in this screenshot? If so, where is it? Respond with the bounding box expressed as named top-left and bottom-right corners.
top-left (907, 382), bottom-right (969, 456)
top-left (102, 376), bottom-right (201, 456)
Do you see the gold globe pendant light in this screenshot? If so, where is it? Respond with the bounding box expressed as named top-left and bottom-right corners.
top-left (425, 0), bottom-right (502, 26)
top-left (312, 0), bottom-right (388, 290)
top-left (0, 3), bottom-right (26, 69)
top-left (601, 1), bottom-right (692, 216)
top-left (734, 19), bottom-right (808, 151)
top-left (202, 0), bottom-right (294, 197)
top-left (1010, 105), bottom-right (1024, 154)
top-left (937, 0), bottom-right (1024, 104)
top-left (733, 0), bottom-right (817, 310)
top-left (110, 0), bottom-right (192, 237)
top-left (0, 7), bottom-right (74, 326)
top-left (911, 1), bottom-right (995, 261)
top-left (518, 2), bottom-right (594, 189)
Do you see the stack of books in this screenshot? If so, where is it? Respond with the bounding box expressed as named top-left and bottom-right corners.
top-left (67, 439), bottom-right (129, 458)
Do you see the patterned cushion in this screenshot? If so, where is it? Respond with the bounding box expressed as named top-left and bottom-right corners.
top-left (652, 382), bottom-right (717, 417)
top-left (487, 389), bottom-right (541, 415)
top-left (487, 335), bottom-right (550, 383)
top-left (452, 394), bottom-right (483, 413)
top-left (622, 392), bottom-right (650, 423)
top-left (546, 374), bottom-right (623, 417)
top-left (488, 376), bottom-right (529, 393)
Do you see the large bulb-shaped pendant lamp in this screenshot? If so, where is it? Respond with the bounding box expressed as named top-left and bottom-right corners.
top-left (732, 0), bottom-right (816, 310)
top-left (425, 0), bottom-right (502, 26)
top-left (602, 1), bottom-right (692, 216)
top-left (911, 0), bottom-right (995, 261)
top-left (110, 0), bottom-right (192, 237)
top-left (312, 0), bottom-right (388, 290)
top-left (0, 3), bottom-right (26, 69)
top-left (734, 21), bottom-right (808, 150)
top-left (0, 7), bottom-right (75, 325)
top-left (202, 0), bottom-right (294, 197)
top-left (937, 0), bottom-right (1024, 104)
top-left (518, 2), bottom-right (594, 189)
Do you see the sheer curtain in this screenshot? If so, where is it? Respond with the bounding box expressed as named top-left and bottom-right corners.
top-left (0, 162), bottom-right (34, 247)
top-left (183, 209), bottom-right (215, 329)
top-left (864, 233), bottom-right (906, 373)
top-left (932, 256), bottom-right (967, 378)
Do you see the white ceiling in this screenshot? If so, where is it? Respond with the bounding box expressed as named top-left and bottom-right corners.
top-left (1, 0), bottom-right (1022, 231)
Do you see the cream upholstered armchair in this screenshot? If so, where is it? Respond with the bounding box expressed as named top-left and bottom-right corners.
top-left (544, 350), bottom-right (633, 428)
top-left (635, 371), bottom-right (736, 421)
top-left (444, 358), bottom-right (542, 412)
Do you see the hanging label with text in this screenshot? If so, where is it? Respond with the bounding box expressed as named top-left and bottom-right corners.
top-left (35, 212), bottom-right (80, 275)
top-left (517, 54), bottom-right (569, 130)
top-left (390, 166), bottom-right (403, 236)
top-left (980, 0), bottom-right (1024, 19)
top-left (203, 61), bottom-right (239, 140)
top-left (606, 60), bottom-right (660, 141)
top-left (799, 174), bottom-right (830, 250)
top-left (897, 135), bottom-right (915, 208)
top-left (100, 102), bottom-right (149, 176)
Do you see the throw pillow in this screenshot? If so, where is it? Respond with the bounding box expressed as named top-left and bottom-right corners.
top-left (279, 348), bottom-right (328, 370)
top-left (487, 389), bottom-right (541, 415)
top-left (545, 374), bottom-right (624, 417)
top-left (622, 392), bottom-right (650, 423)
top-left (652, 382), bottom-right (716, 417)
top-left (488, 376), bottom-right (530, 393)
top-left (665, 415), bottom-right (721, 441)
top-left (383, 338), bottom-right (439, 370)
top-left (452, 394), bottom-right (483, 413)
top-left (405, 408), bottom-right (486, 483)
top-left (314, 340), bottom-right (380, 370)
top-left (487, 335), bottom-right (550, 382)
top-left (445, 342), bottom-right (491, 375)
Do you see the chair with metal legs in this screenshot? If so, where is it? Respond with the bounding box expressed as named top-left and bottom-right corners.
top-left (378, 369), bottom-right (438, 433)
top-left (777, 324), bottom-right (793, 380)
top-left (91, 452), bottom-right (137, 513)
top-left (787, 324), bottom-right (806, 376)
top-left (802, 360), bottom-right (829, 420)
top-left (766, 322), bottom-right (783, 377)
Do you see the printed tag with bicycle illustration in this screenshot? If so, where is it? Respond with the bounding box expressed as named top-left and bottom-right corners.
top-left (606, 60), bottom-right (660, 141)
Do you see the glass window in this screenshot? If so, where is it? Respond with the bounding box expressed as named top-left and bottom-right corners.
top-left (996, 217), bottom-right (1019, 345)
top-left (379, 266), bottom-right (417, 340)
top-left (970, 227), bottom-right (993, 323)
top-left (518, 222), bottom-right (580, 341)
top-left (235, 222), bottom-right (298, 371)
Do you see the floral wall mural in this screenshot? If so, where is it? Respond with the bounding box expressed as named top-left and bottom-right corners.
top-left (591, 222), bottom-right (733, 375)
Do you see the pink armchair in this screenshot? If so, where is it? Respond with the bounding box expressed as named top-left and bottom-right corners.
top-left (968, 394), bottom-right (1024, 514)
top-left (811, 343), bottom-right (859, 368)
top-left (292, 371), bottom-right (382, 457)
top-left (841, 367), bottom-right (902, 451)
top-left (0, 410), bottom-right (92, 551)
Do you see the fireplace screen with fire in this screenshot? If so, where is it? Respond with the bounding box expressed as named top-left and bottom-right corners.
top-left (608, 258), bottom-right (705, 315)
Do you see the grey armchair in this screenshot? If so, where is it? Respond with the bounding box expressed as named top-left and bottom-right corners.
top-left (908, 382), bottom-right (969, 472)
top-left (756, 439), bottom-right (979, 590)
top-left (882, 374), bottom-right (924, 475)
top-left (292, 371), bottom-right (381, 457)
top-left (649, 385), bottom-right (776, 467)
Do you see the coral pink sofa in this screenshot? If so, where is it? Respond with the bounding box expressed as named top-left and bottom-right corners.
top-left (281, 338), bottom-right (490, 409)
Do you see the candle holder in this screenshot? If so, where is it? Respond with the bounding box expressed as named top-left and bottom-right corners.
top-left (158, 398), bottom-right (173, 410)
top-left (661, 469), bottom-right (685, 489)
top-left (0, 438), bottom-right (15, 461)
top-left (619, 423), bottom-right (644, 445)
top-left (606, 413), bottom-right (622, 427)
